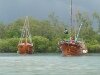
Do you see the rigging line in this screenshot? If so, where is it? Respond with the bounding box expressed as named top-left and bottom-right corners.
top-left (19, 24), bottom-right (25, 43)
top-left (75, 24), bottom-right (83, 41)
top-left (25, 16), bottom-right (32, 43)
top-left (19, 16), bottom-right (33, 44)
top-left (27, 16), bottom-right (32, 43)
top-left (20, 16), bottom-right (28, 43)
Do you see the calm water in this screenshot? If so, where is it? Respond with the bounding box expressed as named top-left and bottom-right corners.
top-left (0, 53), bottom-right (100, 75)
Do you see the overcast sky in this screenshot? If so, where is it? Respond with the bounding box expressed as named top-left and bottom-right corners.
top-left (0, 0), bottom-right (100, 24)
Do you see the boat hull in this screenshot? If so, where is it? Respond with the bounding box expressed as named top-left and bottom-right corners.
top-left (58, 41), bottom-right (86, 56)
top-left (18, 43), bottom-right (33, 54)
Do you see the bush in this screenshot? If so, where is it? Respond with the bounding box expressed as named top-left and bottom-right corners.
top-left (48, 38), bottom-right (61, 53)
top-left (87, 43), bottom-right (100, 53)
top-left (0, 38), bottom-right (19, 53)
top-left (0, 37), bottom-right (61, 53)
top-left (32, 36), bottom-right (49, 53)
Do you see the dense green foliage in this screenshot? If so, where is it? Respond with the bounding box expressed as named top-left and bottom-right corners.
top-left (0, 12), bottom-right (100, 53)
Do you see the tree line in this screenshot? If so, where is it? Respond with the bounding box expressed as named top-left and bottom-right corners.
top-left (0, 12), bottom-right (100, 53)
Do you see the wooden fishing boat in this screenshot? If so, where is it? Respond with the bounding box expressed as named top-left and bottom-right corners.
top-left (58, 39), bottom-right (88, 56)
top-left (58, 0), bottom-right (88, 56)
top-left (17, 16), bottom-right (33, 54)
top-left (58, 23), bottom-right (88, 56)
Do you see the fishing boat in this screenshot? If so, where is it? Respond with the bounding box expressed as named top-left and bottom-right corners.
top-left (58, 0), bottom-right (88, 56)
top-left (17, 16), bottom-right (33, 54)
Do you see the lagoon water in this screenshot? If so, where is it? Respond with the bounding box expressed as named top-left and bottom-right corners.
top-left (0, 53), bottom-right (100, 75)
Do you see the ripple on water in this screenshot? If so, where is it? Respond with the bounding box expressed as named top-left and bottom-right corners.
top-left (0, 53), bottom-right (99, 75)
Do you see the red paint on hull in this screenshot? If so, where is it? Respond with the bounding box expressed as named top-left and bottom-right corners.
top-left (18, 43), bottom-right (33, 54)
top-left (59, 41), bottom-right (84, 56)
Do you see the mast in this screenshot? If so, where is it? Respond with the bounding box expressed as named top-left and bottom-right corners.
top-left (71, 0), bottom-right (72, 27)
top-left (19, 16), bottom-right (32, 44)
top-left (70, 0), bottom-right (73, 36)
